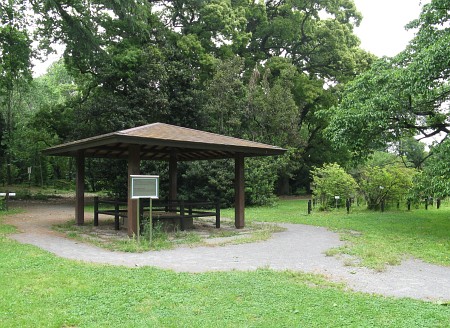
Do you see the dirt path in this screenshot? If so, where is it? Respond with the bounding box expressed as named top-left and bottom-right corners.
top-left (5, 200), bottom-right (450, 302)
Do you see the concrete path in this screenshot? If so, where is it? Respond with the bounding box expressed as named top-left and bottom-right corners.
top-left (6, 201), bottom-right (450, 302)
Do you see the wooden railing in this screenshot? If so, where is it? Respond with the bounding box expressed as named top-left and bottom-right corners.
top-left (0, 192), bottom-right (16, 211)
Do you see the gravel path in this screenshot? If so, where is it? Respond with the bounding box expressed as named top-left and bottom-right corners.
top-left (6, 201), bottom-right (450, 302)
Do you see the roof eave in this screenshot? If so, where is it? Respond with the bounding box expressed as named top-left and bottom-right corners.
top-left (44, 134), bottom-right (286, 158)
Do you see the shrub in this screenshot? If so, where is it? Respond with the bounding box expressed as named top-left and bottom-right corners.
top-left (358, 165), bottom-right (415, 210)
top-left (411, 140), bottom-right (450, 201)
top-left (311, 163), bottom-right (358, 209)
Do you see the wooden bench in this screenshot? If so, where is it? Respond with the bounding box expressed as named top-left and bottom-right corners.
top-left (93, 198), bottom-right (127, 230)
top-left (93, 197), bottom-right (220, 231)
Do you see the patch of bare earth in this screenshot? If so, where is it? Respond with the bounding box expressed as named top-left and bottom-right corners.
top-left (53, 216), bottom-right (284, 250)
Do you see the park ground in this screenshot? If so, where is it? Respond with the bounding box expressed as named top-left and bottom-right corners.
top-left (1, 196), bottom-right (449, 327)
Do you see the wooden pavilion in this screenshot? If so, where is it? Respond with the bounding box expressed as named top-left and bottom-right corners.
top-left (44, 123), bottom-right (286, 236)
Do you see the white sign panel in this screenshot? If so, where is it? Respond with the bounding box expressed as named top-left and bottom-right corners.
top-left (130, 175), bottom-right (159, 199)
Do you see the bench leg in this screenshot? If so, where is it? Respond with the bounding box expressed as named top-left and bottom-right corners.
top-left (94, 197), bottom-right (99, 226)
top-left (216, 202), bottom-right (220, 228)
top-left (114, 215), bottom-right (120, 230)
top-left (180, 203), bottom-right (185, 231)
top-left (114, 203), bottom-right (120, 230)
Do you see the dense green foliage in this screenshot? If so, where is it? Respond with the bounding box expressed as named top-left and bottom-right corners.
top-left (413, 139), bottom-right (450, 200)
top-left (311, 159), bottom-right (415, 210)
top-left (1, 0), bottom-right (448, 208)
top-left (322, 0), bottom-right (450, 204)
top-left (0, 0), bottom-right (33, 185)
top-left (0, 0), bottom-right (377, 203)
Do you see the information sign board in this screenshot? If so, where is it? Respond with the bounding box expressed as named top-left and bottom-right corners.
top-left (130, 175), bottom-right (159, 199)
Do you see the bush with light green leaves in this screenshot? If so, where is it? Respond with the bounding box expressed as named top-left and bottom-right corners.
top-left (311, 163), bottom-right (358, 210)
top-left (359, 165), bottom-right (415, 210)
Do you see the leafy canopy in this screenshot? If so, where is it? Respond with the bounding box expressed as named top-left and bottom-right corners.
top-left (324, 0), bottom-right (450, 158)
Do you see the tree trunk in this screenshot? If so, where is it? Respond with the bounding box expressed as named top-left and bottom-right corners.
top-left (277, 175), bottom-right (290, 195)
top-left (6, 89), bottom-right (13, 186)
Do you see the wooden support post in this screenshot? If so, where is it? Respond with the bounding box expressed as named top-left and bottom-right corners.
top-left (94, 196), bottom-right (99, 226)
top-left (234, 153), bottom-right (245, 228)
top-left (169, 152), bottom-right (178, 202)
top-left (215, 201), bottom-right (221, 228)
top-left (169, 152), bottom-right (178, 214)
top-left (114, 201), bottom-right (120, 230)
top-left (180, 201), bottom-right (185, 231)
top-left (127, 145), bottom-right (140, 237)
top-left (75, 151), bottom-right (85, 225)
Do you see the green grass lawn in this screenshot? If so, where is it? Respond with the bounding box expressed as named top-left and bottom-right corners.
top-left (223, 199), bottom-right (450, 271)
top-left (1, 202), bottom-right (450, 327)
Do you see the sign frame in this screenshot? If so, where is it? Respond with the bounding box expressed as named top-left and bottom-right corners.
top-left (130, 175), bottom-right (159, 200)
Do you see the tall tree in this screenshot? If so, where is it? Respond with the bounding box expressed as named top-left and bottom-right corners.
top-left (204, 56), bottom-right (247, 136)
top-left (29, 3), bottom-right (161, 142)
top-left (28, 0), bottom-right (375, 197)
top-left (0, 0), bottom-right (33, 184)
top-left (325, 0), bottom-right (450, 158)
top-left (238, 0), bottom-right (373, 193)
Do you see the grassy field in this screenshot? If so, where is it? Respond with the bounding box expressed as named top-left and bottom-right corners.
top-left (1, 200), bottom-right (450, 327)
top-left (223, 199), bottom-right (450, 271)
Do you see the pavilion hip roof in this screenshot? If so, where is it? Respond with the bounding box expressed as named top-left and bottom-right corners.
top-left (43, 123), bottom-right (286, 161)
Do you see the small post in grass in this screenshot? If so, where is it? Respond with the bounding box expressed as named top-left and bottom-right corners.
top-left (437, 198), bottom-right (441, 209)
top-left (346, 198), bottom-right (350, 214)
top-left (28, 166), bottom-right (32, 186)
top-left (407, 200), bottom-right (411, 211)
top-left (307, 200), bottom-right (312, 214)
top-left (425, 198), bottom-right (428, 210)
top-left (334, 195), bottom-right (340, 209)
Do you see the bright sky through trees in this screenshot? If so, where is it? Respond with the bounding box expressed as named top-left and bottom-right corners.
top-left (353, 0), bottom-right (430, 57)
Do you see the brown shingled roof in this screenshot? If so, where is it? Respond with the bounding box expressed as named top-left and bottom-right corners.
top-left (44, 123), bottom-right (286, 161)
